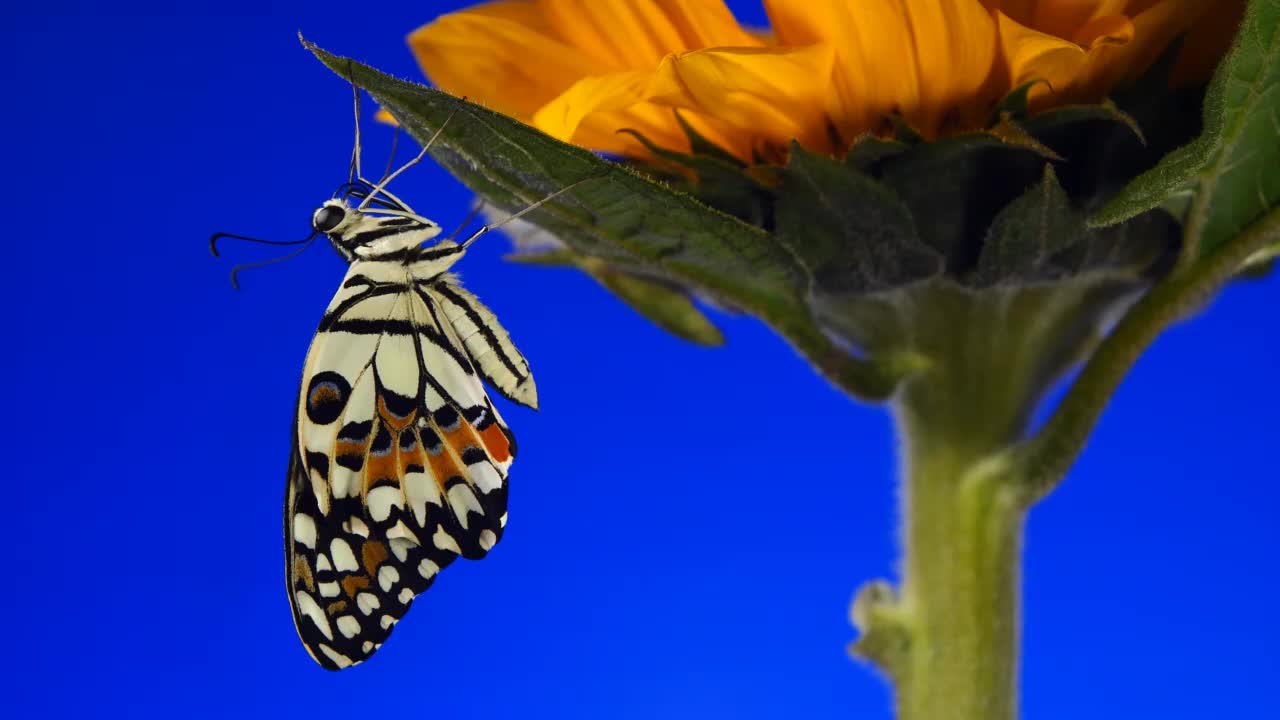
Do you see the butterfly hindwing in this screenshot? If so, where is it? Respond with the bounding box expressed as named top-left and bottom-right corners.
top-left (284, 256), bottom-right (521, 669)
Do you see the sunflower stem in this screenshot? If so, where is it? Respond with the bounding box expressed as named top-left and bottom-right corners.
top-left (844, 280), bottom-right (1135, 720)
top-left (892, 432), bottom-right (1022, 720)
top-left (876, 324), bottom-right (1028, 720)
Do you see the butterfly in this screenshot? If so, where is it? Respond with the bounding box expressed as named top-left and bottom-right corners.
top-left (214, 86), bottom-right (583, 670)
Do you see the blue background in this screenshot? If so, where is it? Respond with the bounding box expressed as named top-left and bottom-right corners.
top-left (6, 2), bottom-right (1276, 717)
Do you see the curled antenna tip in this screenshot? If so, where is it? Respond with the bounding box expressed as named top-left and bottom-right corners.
top-left (209, 233), bottom-right (223, 257)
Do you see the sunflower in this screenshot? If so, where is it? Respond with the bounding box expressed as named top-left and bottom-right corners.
top-left (408, 0), bottom-right (1243, 163)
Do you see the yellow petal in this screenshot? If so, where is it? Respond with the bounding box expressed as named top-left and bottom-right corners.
top-left (997, 11), bottom-right (1090, 98)
top-left (898, 0), bottom-right (1002, 131)
top-left (528, 67), bottom-right (752, 159)
top-left (1071, 13), bottom-right (1135, 48)
top-left (649, 44), bottom-right (837, 153)
top-left (765, 0), bottom-right (999, 138)
top-left (990, 0), bottom-right (1128, 41)
top-left (531, 71), bottom-right (655, 143)
top-left (997, 10), bottom-right (1135, 105)
top-left (540, 0), bottom-right (761, 71)
top-left (1073, 0), bottom-right (1209, 96)
top-left (408, 2), bottom-right (603, 120)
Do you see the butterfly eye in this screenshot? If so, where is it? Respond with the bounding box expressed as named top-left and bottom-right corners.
top-left (313, 205), bottom-right (346, 232)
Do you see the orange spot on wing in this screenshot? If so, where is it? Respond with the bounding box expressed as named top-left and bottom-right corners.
top-left (479, 423), bottom-right (512, 464)
top-left (326, 600), bottom-right (349, 616)
top-left (426, 438), bottom-right (464, 488)
top-left (335, 440), bottom-right (366, 459)
top-left (365, 450), bottom-right (401, 495)
top-left (401, 438), bottom-right (426, 476)
top-left (362, 540), bottom-right (389, 575)
top-left (342, 575), bottom-right (370, 597)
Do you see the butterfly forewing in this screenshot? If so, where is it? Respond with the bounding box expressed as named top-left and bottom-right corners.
top-left (284, 252), bottom-right (525, 669)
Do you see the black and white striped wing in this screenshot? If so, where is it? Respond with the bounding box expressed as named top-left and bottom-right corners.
top-left (429, 276), bottom-right (537, 410)
top-left (284, 260), bottom-right (519, 670)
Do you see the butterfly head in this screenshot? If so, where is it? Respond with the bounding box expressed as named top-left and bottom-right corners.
top-left (312, 199), bottom-right (351, 235)
top-left (311, 197), bottom-right (439, 263)
top-left (311, 199), bottom-right (360, 261)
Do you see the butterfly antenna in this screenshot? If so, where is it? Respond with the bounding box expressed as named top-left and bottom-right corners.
top-left (461, 178), bottom-right (594, 248)
top-left (226, 236), bottom-right (319, 290)
top-left (357, 102), bottom-right (462, 211)
top-left (348, 59), bottom-right (363, 185)
top-left (379, 125), bottom-right (402, 183)
top-left (443, 200), bottom-right (486, 244)
top-left (210, 231), bottom-right (316, 257)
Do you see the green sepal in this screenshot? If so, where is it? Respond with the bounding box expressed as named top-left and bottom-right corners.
top-left (776, 143), bottom-right (941, 295)
top-left (507, 250), bottom-right (724, 346)
top-left (615, 127), bottom-right (772, 226)
top-left (673, 109), bottom-right (745, 167)
top-left (971, 165), bottom-right (1176, 287)
top-left (990, 78), bottom-right (1051, 122)
top-left (844, 134), bottom-right (910, 172)
top-left (875, 133), bottom-right (1048, 267)
top-left (1020, 101), bottom-right (1145, 147)
top-left (890, 115), bottom-right (926, 145)
top-left (986, 114), bottom-right (1064, 161)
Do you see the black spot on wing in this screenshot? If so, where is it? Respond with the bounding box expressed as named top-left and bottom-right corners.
top-left (306, 372), bottom-right (350, 425)
top-left (433, 406), bottom-right (461, 432)
top-left (381, 390), bottom-right (417, 420)
top-left (460, 446), bottom-right (487, 466)
top-left (369, 425), bottom-right (392, 457)
top-left (338, 421), bottom-right (373, 442)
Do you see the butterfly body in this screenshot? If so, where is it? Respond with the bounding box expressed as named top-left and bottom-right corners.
top-left (284, 189), bottom-right (536, 670)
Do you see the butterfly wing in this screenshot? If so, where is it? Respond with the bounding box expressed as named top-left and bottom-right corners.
top-left (429, 276), bottom-right (537, 410)
top-left (284, 260), bottom-right (520, 669)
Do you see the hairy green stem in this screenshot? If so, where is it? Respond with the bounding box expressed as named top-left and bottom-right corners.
top-left (1015, 205), bottom-right (1280, 504)
top-left (894, 423), bottom-right (1023, 720)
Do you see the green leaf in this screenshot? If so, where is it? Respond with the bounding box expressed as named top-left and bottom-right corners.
top-left (1182, 0), bottom-right (1280, 259)
top-left (1094, 0), bottom-right (1280, 264)
top-left (776, 144), bottom-right (942, 296)
top-left (305, 40), bottom-right (799, 314)
top-left (304, 37), bottom-right (900, 400)
top-left (972, 165), bottom-right (1175, 287)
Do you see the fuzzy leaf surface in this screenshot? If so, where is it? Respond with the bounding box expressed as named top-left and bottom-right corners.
top-left (1094, 0), bottom-right (1280, 263)
top-left (973, 165), bottom-right (1176, 286)
top-left (776, 145), bottom-right (941, 296)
